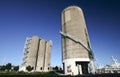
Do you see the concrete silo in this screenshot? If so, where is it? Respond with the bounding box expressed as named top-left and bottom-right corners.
top-left (27, 36), bottom-right (39, 70)
top-left (36, 40), bottom-right (52, 72)
top-left (61, 6), bottom-right (94, 75)
top-left (36, 39), bottom-right (46, 71)
top-left (20, 36), bottom-right (52, 72)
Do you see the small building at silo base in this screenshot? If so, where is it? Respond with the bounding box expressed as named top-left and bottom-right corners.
top-left (63, 58), bottom-right (91, 75)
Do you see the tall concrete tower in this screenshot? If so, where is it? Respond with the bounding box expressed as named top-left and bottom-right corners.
top-left (19, 36), bottom-right (52, 72)
top-left (61, 6), bottom-right (94, 75)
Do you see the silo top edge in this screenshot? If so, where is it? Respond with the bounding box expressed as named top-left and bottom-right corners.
top-left (26, 36), bottom-right (52, 43)
top-left (62, 6), bottom-right (82, 13)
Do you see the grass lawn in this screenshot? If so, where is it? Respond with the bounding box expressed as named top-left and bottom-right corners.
top-left (0, 72), bottom-right (120, 77)
top-left (0, 72), bottom-right (61, 77)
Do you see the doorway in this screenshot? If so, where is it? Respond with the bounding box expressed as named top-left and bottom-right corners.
top-left (76, 62), bottom-right (89, 75)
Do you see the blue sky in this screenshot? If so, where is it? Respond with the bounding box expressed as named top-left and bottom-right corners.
top-left (0, 0), bottom-right (120, 67)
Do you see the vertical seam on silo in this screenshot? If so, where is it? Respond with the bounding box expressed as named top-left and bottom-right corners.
top-left (64, 11), bottom-right (67, 59)
top-left (43, 41), bottom-right (47, 70)
top-left (35, 39), bottom-right (40, 70)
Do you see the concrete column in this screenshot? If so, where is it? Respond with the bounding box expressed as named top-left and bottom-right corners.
top-left (44, 41), bottom-right (51, 72)
top-left (78, 64), bottom-right (82, 75)
top-left (36, 39), bottom-right (46, 71)
top-left (27, 36), bottom-right (39, 70)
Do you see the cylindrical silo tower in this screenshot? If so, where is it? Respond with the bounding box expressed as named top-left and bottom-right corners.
top-left (36, 39), bottom-right (46, 71)
top-left (61, 6), bottom-right (94, 75)
top-left (27, 36), bottom-right (40, 70)
top-left (19, 36), bottom-right (52, 72)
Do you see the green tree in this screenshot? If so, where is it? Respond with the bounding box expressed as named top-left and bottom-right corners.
top-left (0, 65), bottom-right (6, 71)
top-left (6, 63), bottom-right (12, 72)
top-left (26, 65), bottom-right (33, 72)
top-left (54, 66), bottom-right (58, 71)
top-left (13, 66), bottom-right (19, 72)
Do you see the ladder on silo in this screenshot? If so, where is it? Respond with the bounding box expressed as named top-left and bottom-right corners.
top-left (60, 31), bottom-right (96, 74)
top-left (60, 31), bottom-right (94, 58)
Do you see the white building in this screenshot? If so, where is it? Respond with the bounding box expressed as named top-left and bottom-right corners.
top-left (96, 56), bottom-right (120, 74)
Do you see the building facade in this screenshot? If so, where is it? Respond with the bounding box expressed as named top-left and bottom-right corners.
top-left (61, 6), bottom-right (94, 75)
top-left (19, 36), bottom-right (52, 72)
top-left (96, 56), bottom-right (120, 74)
